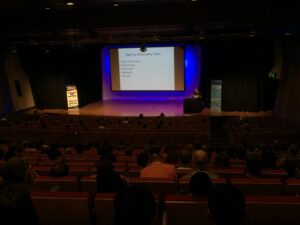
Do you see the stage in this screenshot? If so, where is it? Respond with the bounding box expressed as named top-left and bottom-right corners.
top-left (32, 99), bottom-right (273, 117)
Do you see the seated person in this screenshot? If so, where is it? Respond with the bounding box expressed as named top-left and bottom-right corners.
top-left (185, 149), bottom-right (218, 179)
top-left (140, 146), bottom-right (177, 181)
top-left (177, 146), bottom-right (193, 169)
top-left (214, 152), bottom-right (230, 168)
top-left (137, 152), bottom-right (150, 169)
top-left (114, 185), bottom-right (156, 225)
top-left (245, 152), bottom-right (263, 178)
top-left (0, 157), bottom-right (39, 225)
top-left (208, 184), bottom-right (245, 225)
top-left (189, 172), bottom-right (212, 196)
top-left (97, 159), bottom-right (127, 193)
top-left (50, 158), bottom-right (69, 177)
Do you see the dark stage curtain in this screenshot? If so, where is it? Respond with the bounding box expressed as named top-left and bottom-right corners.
top-left (201, 39), bottom-right (278, 111)
top-left (20, 46), bottom-right (102, 109)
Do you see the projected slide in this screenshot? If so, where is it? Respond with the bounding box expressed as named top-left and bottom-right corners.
top-left (110, 47), bottom-right (184, 91)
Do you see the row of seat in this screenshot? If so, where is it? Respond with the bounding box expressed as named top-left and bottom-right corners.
top-left (30, 176), bottom-right (300, 196)
top-left (0, 126), bottom-right (210, 146)
top-left (31, 163), bottom-right (288, 179)
top-left (30, 191), bottom-right (300, 225)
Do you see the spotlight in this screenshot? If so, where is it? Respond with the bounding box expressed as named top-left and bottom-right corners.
top-left (66, 1), bottom-right (75, 6)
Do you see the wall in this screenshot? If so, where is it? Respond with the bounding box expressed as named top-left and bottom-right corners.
top-left (274, 37), bottom-right (300, 125)
top-left (4, 50), bottom-right (35, 111)
top-left (0, 50), bottom-right (14, 114)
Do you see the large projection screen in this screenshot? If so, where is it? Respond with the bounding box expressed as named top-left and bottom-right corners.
top-left (110, 46), bottom-right (185, 91)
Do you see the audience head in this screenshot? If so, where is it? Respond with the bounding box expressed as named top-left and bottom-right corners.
top-left (214, 152), bottom-right (230, 168)
top-left (47, 146), bottom-right (61, 161)
top-left (75, 143), bottom-right (85, 154)
top-left (165, 149), bottom-right (178, 164)
top-left (262, 148), bottom-right (277, 169)
top-left (97, 159), bottom-right (126, 193)
top-left (193, 150), bottom-right (208, 170)
top-left (189, 172), bottom-right (212, 196)
top-left (2, 157), bottom-right (28, 184)
top-left (246, 152), bottom-right (263, 177)
top-left (208, 184), bottom-right (245, 225)
top-left (137, 152), bottom-right (150, 168)
top-left (148, 146), bottom-right (161, 162)
top-left (97, 159), bottom-right (115, 177)
top-left (124, 147), bottom-right (133, 157)
top-left (179, 147), bottom-right (193, 166)
top-left (114, 185), bottom-right (156, 225)
top-left (288, 144), bottom-right (298, 156)
top-left (50, 159), bottom-right (69, 177)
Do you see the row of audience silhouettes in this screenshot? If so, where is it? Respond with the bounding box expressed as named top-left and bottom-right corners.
top-left (0, 155), bottom-right (245, 225)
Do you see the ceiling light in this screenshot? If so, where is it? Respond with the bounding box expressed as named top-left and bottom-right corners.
top-left (113, 3), bottom-right (119, 7)
top-left (66, 2), bottom-right (75, 6)
top-left (45, 7), bottom-right (51, 10)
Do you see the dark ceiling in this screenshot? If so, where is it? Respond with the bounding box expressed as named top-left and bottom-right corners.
top-left (0, 0), bottom-right (299, 46)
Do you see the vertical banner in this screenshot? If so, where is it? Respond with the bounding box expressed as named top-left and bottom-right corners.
top-left (211, 80), bottom-right (222, 112)
top-left (66, 85), bottom-right (79, 109)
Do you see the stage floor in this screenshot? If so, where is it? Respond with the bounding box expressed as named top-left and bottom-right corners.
top-left (33, 100), bottom-right (273, 117)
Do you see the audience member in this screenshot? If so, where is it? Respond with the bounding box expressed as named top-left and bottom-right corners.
top-left (140, 146), bottom-right (177, 181)
top-left (177, 147), bottom-right (193, 169)
top-left (114, 185), bottom-right (156, 225)
top-left (186, 150), bottom-right (218, 179)
top-left (261, 147), bottom-right (277, 169)
top-left (0, 157), bottom-right (39, 225)
top-left (97, 142), bottom-right (116, 162)
top-left (50, 158), bottom-right (69, 177)
top-left (189, 172), bottom-right (212, 196)
top-left (208, 184), bottom-right (245, 225)
top-left (165, 149), bottom-right (179, 165)
top-left (246, 152), bottom-right (263, 178)
top-left (214, 152), bottom-right (230, 168)
top-left (137, 152), bottom-right (150, 168)
top-left (97, 159), bottom-right (127, 193)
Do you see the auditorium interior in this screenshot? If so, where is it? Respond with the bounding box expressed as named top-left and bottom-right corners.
top-left (0, 1), bottom-right (300, 225)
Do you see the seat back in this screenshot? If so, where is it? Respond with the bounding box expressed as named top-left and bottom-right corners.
top-left (31, 176), bottom-right (79, 191)
top-left (231, 178), bottom-right (282, 195)
top-left (95, 193), bottom-right (160, 225)
top-left (244, 196), bottom-right (300, 225)
top-left (165, 195), bottom-right (213, 225)
top-left (179, 177), bottom-right (227, 194)
top-left (129, 177), bottom-right (176, 195)
top-left (80, 176), bottom-right (97, 192)
top-left (31, 191), bottom-right (91, 225)
top-left (285, 178), bottom-right (300, 195)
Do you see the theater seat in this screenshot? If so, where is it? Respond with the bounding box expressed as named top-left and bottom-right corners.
top-left (80, 176), bottom-right (97, 192)
top-left (285, 178), bottom-right (300, 195)
top-left (128, 177), bottom-right (176, 195)
top-left (31, 191), bottom-right (92, 225)
top-left (95, 193), bottom-right (160, 225)
top-left (244, 195), bottom-right (300, 225)
top-left (165, 194), bottom-right (300, 225)
top-left (179, 177), bottom-right (227, 194)
top-left (31, 176), bottom-right (79, 191)
top-left (165, 195), bottom-right (213, 225)
top-left (231, 178), bottom-right (282, 195)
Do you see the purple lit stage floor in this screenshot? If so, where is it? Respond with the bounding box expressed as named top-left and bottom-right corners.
top-left (33, 99), bottom-right (273, 117)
